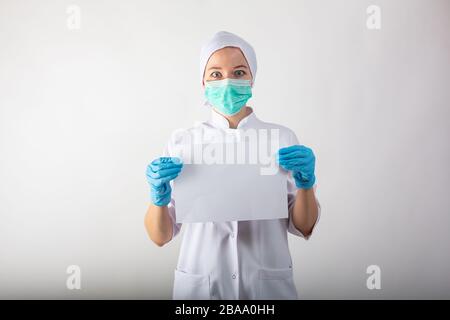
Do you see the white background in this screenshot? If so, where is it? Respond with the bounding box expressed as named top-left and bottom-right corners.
top-left (0, 0), bottom-right (449, 298)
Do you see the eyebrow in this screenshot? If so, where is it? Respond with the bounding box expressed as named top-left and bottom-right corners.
top-left (207, 65), bottom-right (248, 70)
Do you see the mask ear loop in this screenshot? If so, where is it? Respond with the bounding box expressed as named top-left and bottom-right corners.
top-left (201, 77), bottom-right (210, 108)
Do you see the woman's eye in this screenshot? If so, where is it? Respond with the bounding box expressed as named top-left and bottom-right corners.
top-left (211, 71), bottom-right (222, 78)
top-left (234, 70), bottom-right (246, 77)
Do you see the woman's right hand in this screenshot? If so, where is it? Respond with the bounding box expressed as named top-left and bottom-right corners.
top-left (146, 157), bottom-right (183, 206)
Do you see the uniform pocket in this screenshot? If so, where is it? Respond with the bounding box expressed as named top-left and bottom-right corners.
top-left (173, 269), bottom-right (211, 300)
top-left (257, 267), bottom-right (298, 300)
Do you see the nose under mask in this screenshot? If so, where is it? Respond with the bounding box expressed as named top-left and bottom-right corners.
top-left (204, 78), bottom-right (252, 116)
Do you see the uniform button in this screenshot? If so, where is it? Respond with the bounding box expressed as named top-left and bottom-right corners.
top-left (230, 232), bottom-right (235, 238)
top-left (232, 273), bottom-right (237, 279)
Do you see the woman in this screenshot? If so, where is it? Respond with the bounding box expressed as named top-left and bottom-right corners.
top-left (145, 31), bottom-right (321, 300)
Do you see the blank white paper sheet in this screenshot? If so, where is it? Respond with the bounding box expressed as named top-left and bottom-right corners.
top-left (172, 164), bottom-right (288, 223)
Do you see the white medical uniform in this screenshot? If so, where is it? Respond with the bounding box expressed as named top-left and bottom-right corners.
top-left (163, 108), bottom-right (321, 300)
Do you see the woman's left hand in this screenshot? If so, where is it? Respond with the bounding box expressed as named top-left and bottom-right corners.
top-left (277, 145), bottom-right (316, 189)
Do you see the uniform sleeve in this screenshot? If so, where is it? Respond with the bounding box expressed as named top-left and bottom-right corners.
top-left (286, 130), bottom-right (321, 240)
top-left (167, 198), bottom-right (182, 240)
top-left (162, 143), bottom-right (182, 240)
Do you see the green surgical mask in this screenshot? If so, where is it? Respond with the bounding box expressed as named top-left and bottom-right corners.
top-left (204, 78), bottom-right (252, 116)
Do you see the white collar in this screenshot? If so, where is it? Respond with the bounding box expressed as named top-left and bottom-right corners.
top-left (209, 107), bottom-right (257, 130)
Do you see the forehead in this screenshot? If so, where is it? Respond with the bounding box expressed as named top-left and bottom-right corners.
top-left (206, 46), bottom-right (249, 67)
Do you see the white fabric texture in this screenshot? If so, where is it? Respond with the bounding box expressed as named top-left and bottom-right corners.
top-left (163, 108), bottom-right (321, 300)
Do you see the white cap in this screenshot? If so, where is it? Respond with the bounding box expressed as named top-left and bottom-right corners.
top-left (199, 31), bottom-right (257, 86)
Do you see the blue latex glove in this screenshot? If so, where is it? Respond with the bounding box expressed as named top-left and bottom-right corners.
top-left (146, 157), bottom-right (183, 206)
top-left (277, 145), bottom-right (316, 189)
